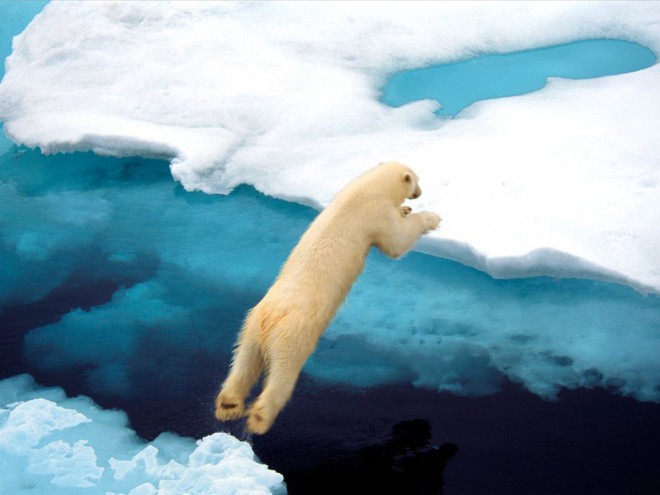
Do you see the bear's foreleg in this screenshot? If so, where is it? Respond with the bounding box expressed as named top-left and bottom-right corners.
top-left (376, 211), bottom-right (441, 259)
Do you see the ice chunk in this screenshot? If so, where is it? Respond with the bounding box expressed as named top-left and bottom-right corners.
top-left (0, 398), bottom-right (91, 454)
top-left (0, 375), bottom-right (286, 494)
top-left (28, 440), bottom-right (102, 488)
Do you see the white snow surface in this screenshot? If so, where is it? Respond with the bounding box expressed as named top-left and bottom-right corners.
top-left (0, 1), bottom-right (659, 292)
top-left (0, 374), bottom-right (285, 494)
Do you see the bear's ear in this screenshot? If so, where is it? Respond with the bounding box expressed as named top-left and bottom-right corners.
top-left (403, 172), bottom-right (412, 183)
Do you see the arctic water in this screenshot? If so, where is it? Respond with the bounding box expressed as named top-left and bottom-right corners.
top-left (381, 39), bottom-right (656, 116)
top-left (2, 149), bottom-right (659, 493)
top-left (2, 2), bottom-right (660, 494)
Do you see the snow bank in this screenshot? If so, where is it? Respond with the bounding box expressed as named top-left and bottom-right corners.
top-left (0, 1), bottom-right (659, 291)
top-left (0, 374), bottom-right (286, 494)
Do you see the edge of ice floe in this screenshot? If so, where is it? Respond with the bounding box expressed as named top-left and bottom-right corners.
top-left (415, 236), bottom-right (653, 294)
top-left (4, 124), bottom-right (654, 294)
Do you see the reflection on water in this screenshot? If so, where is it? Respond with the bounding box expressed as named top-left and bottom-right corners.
top-left (285, 419), bottom-right (458, 495)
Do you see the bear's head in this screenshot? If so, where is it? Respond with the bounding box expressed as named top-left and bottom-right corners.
top-left (376, 161), bottom-right (422, 204)
top-left (403, 169), bottom-right (422, 200)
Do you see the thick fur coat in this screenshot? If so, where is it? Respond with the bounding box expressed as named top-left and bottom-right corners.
top-left (215, 161), bottom-right (441, 434)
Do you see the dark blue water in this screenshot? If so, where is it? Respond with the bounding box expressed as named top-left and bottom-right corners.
top-left (381, 39), bottom-right (657, 116)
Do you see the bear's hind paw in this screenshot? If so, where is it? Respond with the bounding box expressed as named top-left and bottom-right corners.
top-left (246, 403), bottom-right (275, 435)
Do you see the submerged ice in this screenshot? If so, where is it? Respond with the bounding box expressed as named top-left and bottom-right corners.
top-left (0, 1), bottom-right (659, 292)
top-left (2, 150), bottom-right (659, 405)
top-left (0, 374), bottom-right (285, 494)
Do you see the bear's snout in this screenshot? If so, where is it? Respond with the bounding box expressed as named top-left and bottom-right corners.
top-left (410, 186), bottom-right (421, 199)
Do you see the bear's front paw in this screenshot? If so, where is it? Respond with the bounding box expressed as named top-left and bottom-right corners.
top-left (215, 390), bottom-right (245, 422)
top-left (422, 212), bottom-right (441, 232)
top-left (400, 206), bottom-right (412, 217)
top-left (246, 402), bottom-right (276, 435)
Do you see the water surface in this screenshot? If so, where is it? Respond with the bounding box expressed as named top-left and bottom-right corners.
top-left (381, 39), bottom-right (656, 116)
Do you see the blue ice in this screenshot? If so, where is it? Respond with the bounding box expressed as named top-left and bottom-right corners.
top-left (381, 39), bottom-right (657, 116)
top-left (1, 149), bottom-right (658, 406)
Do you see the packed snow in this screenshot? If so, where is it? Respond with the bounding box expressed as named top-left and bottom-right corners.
top-left (0, 1), bottom-right (658, 292)
top-left (0, 374), bottom-right (285, 494)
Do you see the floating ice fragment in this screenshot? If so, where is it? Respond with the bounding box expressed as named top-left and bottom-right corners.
top-left (28, 440), bottom-right (103, 488)
top-left (0, 398), bottom-right (91, 454)
top-left (0, 375), bottom-right (286, 494)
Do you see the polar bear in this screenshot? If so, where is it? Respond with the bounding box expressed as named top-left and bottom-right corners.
top-left (215, 161), bottom-right (441, 434)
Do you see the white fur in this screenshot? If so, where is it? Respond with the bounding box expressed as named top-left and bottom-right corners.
top-left (215, 162), bottom-right (440, 434)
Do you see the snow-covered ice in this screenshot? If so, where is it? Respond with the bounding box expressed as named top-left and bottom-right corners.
top-left (0, 1), bottom-right (659, 292)
top-left (0, 374), bottom-right (286, 494)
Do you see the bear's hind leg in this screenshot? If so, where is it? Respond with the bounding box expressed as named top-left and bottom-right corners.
top-left (215, 337), bottom-right (263, 422)
top-left (246, 349), bottom-right (307, 434)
